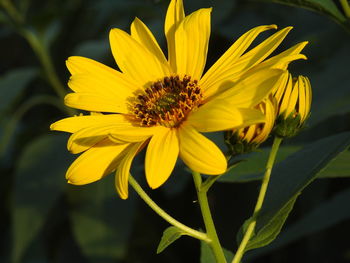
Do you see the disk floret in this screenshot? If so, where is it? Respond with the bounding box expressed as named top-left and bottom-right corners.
top-left (133, 75), bottom-right (203, 127)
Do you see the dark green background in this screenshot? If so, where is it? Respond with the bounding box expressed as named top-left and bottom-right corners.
top-left (1, 0), bottom-right (350, 262)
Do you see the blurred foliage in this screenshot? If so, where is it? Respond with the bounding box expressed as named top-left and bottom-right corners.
top-left (1, 0), bottom-right (350, 262)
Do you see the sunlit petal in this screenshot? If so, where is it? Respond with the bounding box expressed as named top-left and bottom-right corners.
top-left (165, 0), bottom-right (185, 71)
top-left (174, 8), bottom-right (211, 79)
top-left (109, 28), bottom-right (171, 85)
top-left (66, 140), bottom-right (130, 185)
top-left (115, 142), bottom-right (144, 199)
top-left (178, 125), bottom-right (226, 175)
top-left (145, 128), bottom-right (179, 189)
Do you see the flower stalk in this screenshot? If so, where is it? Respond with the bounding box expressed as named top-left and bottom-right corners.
top-left (232, 136), bottom-right (282, 263)
top-left (128, 175), bottom-right (210, 242)
top-left (192, 171), bottom-right (227, 263)
top-left (1, 0), bottom-right (75, 116)
top-left (340, 0), bottom-right (350, 18)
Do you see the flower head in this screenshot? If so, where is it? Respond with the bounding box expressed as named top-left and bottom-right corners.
top-left (51, 0), bottom-right (307, 199)
top-left (273, 72), bottom-right (312, 138)
top-left (225, 96), bottom-right (276, 155)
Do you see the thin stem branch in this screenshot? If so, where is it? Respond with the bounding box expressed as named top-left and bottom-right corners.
top-left (0, 0), bottom-right (23, 24)
top-left (192, 171), bottom-right (227, 263)
top-left (1, 0), bottom-right (76, 116)
top-left (231, 137), bottom-right (282, 263)
top-left (23, 31), bottom-right (68, 101)
top-left (340, 0), bottom-right (350, 18)
top-left (128, 175), bottom-right (210, 242)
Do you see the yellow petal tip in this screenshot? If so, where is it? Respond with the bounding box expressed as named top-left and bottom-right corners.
top-left (148, 180), bottom-right (163, 190)
top-left (49, 123), bottom-right (56, 131)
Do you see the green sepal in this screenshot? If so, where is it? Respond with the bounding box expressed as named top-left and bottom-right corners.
top-left (273, 113), bottom-right (302, 138)
top-left (224, 131), bottom-right (259, 156)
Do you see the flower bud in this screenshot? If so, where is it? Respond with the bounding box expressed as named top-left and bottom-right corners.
top-left (273, 72), bottom-right (312, 138)
top-left (225, 97), bottom-right (276, 156)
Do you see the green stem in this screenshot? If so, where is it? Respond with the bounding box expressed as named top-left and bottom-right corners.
top-left (24, 31), bottom-right (76, 116)
top-left (231, 137), bottom-right (282, 263)
top-left (340, 0), bottom-right (350, 18)
top-left (0, 0), bottom-right (24, 24)
top-left (1, 0), bottom-right (76, 116)
top-left (22, 31), bottom-right (71, 103)
top-left (128, 175), bottom-right (210, 242)
top-left (192, 171), bottom-right (227, 263)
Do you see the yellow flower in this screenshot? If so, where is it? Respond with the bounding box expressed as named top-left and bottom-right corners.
top-left (51, 0), bottom-right (307, 199)
top-left (225, 96), bottom-right (277, 155)
top-left (273, 72), bottom-right (312, 137)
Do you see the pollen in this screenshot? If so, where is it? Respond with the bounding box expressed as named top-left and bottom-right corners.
top-left (132, 75), bottom-right (203, 127)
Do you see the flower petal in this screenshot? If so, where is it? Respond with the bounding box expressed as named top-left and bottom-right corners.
top-left (174, 8), bottom-right (211, 80)
top-left (200, 25), bottom-right (277, 92)
top-left (145, 128), bottom-right (179, 189)
top-left (115, 142), bottom-right (144, 199)
top-left (64, 93), bottom-right (128, 113)
top-left (248, 41), bottom-right (308, 72)
top-left (178, 125), bottom-right (226, 175)
top-left (50, 114), bottom-right (132, 133)
top-left (109, 125), bottom-right (163, 143)
top-left (67, 126), bottom-right (114, 154)
top-left (67, 74), bottom-right (132, 113)
top-left (213, 68), bottom-right (285, 108)
top-left (298, 76), bottom-right (307, 122)
top-left (131, 17), bottom-right (168, 68)
top-left (237, 27), bottom-right (293, 69)
top-left (286, 78), bottom-right (299, 116)
top-left (279, 73), bottom-right (293, 115)
top-left (165, 0), bottom-right (185, 71)
top-left (66, 56), bottom-right (138, 92)
top-left (302, 76), bottom-right (312, 122)
top-left (66, 140), bottom-right (130, 185)
top-left (187, 101), bottom-right (265, 132)
top-left (201, 27), bottom-right (293, 98)
top-left (109, 28), bottom-right (171, 85)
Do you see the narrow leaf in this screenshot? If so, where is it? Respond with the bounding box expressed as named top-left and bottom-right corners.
top-left (219, 146), bottom-right (300, 183)
top-left (263, 0), bottom-right (346, 23)
top-left (318, 150), bottom-right (350, 178)
top-left (200, 242), bottom-right (234, 263)
top-left (220, 147), bottom-right (350, 184)
top-left (157, 226), bottom-right (188, 254)
top-left (239, 132), bottom-right (350, 251)
top-left (249, 187), bottom-right (350, 259)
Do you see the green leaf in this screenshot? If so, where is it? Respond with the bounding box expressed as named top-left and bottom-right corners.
top-left (245, 195), bottom-right (299, 251)
top-left (219, 146), bottom-right (300, 183)
top-left (318, 150), bottom-right (350, 178)
top-left (263, 0), bottom-right (347, 24)
top-left (0, 68), bottom-right (37, 115)
top-left (239, 132), bottom-right (350, 251)
top-left (68, 176), bottom-right (136, 262)
top-left (220, 147), bottom-right (350, 184)
top-left (248, 187), bottom-right (350, 259)
top-left (157, 226), bottom-right (188, 254)
top-left (12, 134), bottom-right (71, 263)
top-left (200, 242), bottom-right (234, 263)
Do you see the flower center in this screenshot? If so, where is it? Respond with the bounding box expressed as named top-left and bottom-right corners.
top-left (132, 75), bottom-right (203, 127)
